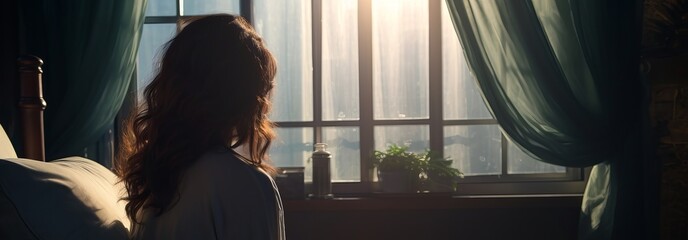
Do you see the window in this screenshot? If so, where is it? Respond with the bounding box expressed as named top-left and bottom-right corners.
top-left (138, 0), bottom-right (583, 195)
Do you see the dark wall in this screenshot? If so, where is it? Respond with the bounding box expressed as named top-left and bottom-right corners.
top-left (0, 0), bottom-right (19, 143)
top-left (286, 208), bottom-right (579, 240)
top-left (284, 196), bottom-right (581, 240)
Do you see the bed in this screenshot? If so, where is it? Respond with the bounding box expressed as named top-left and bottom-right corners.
top-left (0, 55), bottom-right (130, 240)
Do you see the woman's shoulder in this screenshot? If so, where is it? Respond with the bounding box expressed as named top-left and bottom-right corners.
top-left (192, 149), bottom-right (248, 170)
top-left (184, 148), bottom-right (269, 188)
top-left (178, 148), bottom-right (277, 209)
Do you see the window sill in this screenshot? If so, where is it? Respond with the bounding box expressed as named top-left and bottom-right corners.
top-left (322, 178), bottom-right (587, 195)
top-left (283, 193), bottom-right (583, 212)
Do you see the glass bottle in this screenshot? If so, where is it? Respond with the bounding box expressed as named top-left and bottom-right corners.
top-left (310, 143), bottom-right (333, 199)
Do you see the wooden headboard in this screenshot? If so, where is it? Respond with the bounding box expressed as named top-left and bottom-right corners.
top-left (17, 55), bottom-right (46, 161)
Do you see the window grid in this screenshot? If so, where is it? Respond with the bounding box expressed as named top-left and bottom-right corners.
top-left (357, 0), bottom-right (375, 183)
top-left (311, 0), bottom-right (324, 153)
top-left (428, 0), bottom-right (444, 169)
top-left (140, 0), bottom-right (582, 193)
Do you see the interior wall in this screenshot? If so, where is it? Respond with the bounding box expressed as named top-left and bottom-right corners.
top-left (286, 208), bottom-right (579, 240)
top-left (283, 196), bottom-right (581, 240)
top-left (0, 0), bottom-right (19, 144)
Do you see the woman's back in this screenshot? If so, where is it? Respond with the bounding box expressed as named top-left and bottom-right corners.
top-left (131, 148), bottom-right (284, 240)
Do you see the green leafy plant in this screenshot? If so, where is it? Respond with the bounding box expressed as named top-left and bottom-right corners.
top-left (423, 150), bottom-right (464, 191)
top-left (372, 144), bottom-right (424, 173)
top-left (372, 144), bottom-right (463, 192)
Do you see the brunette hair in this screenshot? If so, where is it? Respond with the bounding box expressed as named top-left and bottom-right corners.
top-left (116, 14), bottom-right (277, 223)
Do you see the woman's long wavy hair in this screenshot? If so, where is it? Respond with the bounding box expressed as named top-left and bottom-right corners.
top-left (116, 14), bottom-right (277, 223)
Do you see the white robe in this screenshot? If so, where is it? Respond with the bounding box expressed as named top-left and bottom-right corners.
top-left (131, 149), bottom-right (285, 240)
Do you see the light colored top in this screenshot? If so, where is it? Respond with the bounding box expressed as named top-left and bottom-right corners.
top-left (131, 149), bottom-right (285, 240)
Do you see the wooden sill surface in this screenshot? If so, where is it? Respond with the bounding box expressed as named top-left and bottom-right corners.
top-left (283, 193), bottom-right (583, 212)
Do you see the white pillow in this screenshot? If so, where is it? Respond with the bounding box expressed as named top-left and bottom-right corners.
top-left (0, 124), bottom-right (17, 158)
top-left (0, 157), bottom-right (129, 240)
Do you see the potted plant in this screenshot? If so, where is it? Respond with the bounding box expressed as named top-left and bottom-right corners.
top-left (372, 145), bottom-right (463, 193)
top-left (372, 145), bottom-right (424, 193)
top-left (422, 151), bottom-right (464, 192)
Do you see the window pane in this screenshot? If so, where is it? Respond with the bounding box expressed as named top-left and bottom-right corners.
top-left (372, 0), bottom-right (429, 120)
top-left (254, 0), bottom-right (313, 122)
top-left (270, 128), bottom-right (314, 181)
top-left (507, 141), bottom-right (566, 174)
top-left (444, 125), bottom-right (501, 176)
top-left (182, 0), bottom-right (240, 16)
top-left (374, 125), bottom-right (430, 154)
top-left (146, 0), bottom-right (176, 16)
top-left (322, 0), bottom-right (359, 121)
top-left (322, 127), bottom-right (360, 182)
top-left (441, 1), bottom-right (492, 120)
top-left (137, 24), bottom-right (176, 98)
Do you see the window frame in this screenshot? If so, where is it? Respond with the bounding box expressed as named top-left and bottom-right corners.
top-left (139, 0), bottom-right (586, 195)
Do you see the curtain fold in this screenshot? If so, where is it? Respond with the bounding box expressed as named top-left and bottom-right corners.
top-left (18, 0), bottom-right (147, 160)
top-left (445, 0), bottom-right (651, 239)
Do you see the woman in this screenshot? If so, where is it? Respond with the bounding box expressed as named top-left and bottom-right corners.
top-left (116, 14), bottom-right (284, 240)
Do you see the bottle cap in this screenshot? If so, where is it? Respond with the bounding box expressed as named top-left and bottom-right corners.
top-left (314, 143), bottom-right (328, 152)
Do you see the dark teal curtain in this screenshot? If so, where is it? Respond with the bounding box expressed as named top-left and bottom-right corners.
top-left (445, 0), bottom-right (654, 239)
top-left (18, 0), bottom-right (147, 160)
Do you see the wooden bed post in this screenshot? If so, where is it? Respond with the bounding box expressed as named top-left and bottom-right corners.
top-left (17, 55), bottom-right (46, 161)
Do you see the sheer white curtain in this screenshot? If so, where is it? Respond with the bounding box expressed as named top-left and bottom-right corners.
top-left (259, 0), bottom-right (362, 181)
top-left (254, 0), bottom-right (315, 179)
top-left (321, 0), bottom-right (361, 181)
top-left (182, 0), bottom-right (239, 15)
top-left (254, 0), bottom-right (313, 122)
top-left (371, 0), bottom-right (430, 156)
top-left (136, 24), bottom-right (176, 100)
top-left (372, 0), bottom-right (428, 121)
top-left (322, 0), bottom-right (359, 121)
